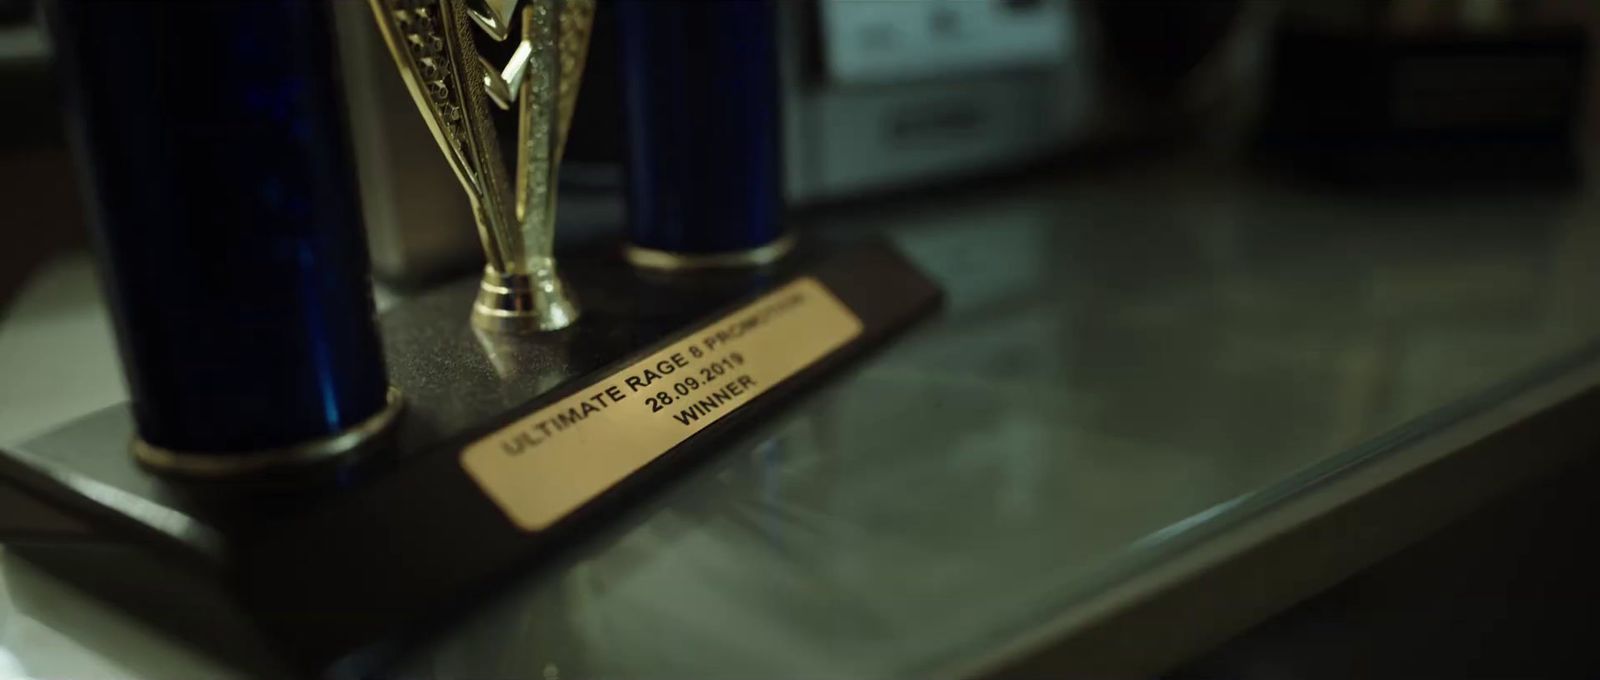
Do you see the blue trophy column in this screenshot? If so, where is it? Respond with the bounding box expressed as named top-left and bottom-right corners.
top-left (615, 0), bottom-right (788, 266)
top-left (49, 0), bottom-right (393, 459)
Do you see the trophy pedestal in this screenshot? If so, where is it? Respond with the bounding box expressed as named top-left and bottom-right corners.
top-left (0, 238), bottom-right (941, 678)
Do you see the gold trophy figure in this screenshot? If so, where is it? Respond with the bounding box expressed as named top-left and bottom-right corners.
top-left (368, 0), bottom-right (593, 332)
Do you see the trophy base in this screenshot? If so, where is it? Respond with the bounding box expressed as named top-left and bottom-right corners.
top-left (470, 265), bottom-right (581, 333)
top-left (0, 237), bottom-right (941, 678)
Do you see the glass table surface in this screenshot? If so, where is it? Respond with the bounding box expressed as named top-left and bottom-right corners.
top-left (4, 156), bottom-right (1600, 679)
top-left (394, 159), bottom-right (1600, 679)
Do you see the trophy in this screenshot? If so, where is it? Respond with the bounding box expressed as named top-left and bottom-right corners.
top-left (366, 0), bottom-right (594, 332)
top-left (3, 0), bottom-right (941, 675)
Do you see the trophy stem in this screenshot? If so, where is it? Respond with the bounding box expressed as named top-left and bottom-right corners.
top-left (368, 0), bottom-right (591, 334)
top-left (472, 262), bottom-right (579, 333)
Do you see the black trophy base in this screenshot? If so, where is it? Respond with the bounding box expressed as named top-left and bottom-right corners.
top-left (0, 238), bottom-right (942, 678)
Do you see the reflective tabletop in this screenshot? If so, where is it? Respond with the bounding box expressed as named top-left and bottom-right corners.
top-left (5, 155), bottom-right (1600, 679)
top-left (396, 157), bottom-right (1600, 679)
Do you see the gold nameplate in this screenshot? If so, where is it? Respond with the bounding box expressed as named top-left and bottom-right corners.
top-left (462, 277), bottom-right (863, 530)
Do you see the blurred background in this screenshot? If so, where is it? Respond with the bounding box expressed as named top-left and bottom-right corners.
top-left (4, 0), bottom-right (1599, 293)
top-left (4, 1), bottom-right (1600, 678)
